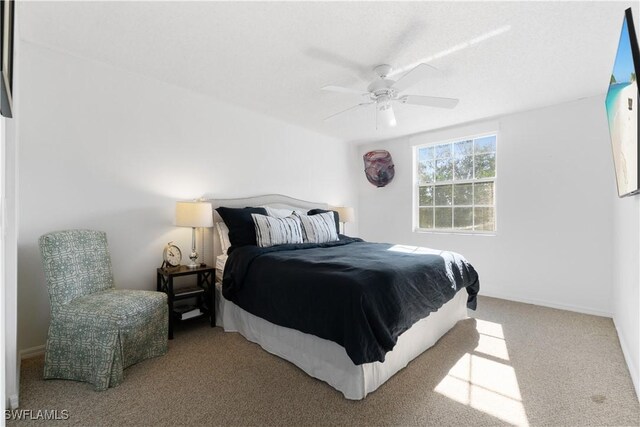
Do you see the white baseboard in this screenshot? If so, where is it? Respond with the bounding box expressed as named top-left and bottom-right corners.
top-left (19, 344), bottom-right (45, 360)
top-left (613, 317), bottom-right (640, 401)
top-left (480, 290), bottom-right (612, 318)
top-left (7, 394), bottom-right (19, 409)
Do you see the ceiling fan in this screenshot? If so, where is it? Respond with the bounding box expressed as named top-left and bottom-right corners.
top-left (322, 63), bottom-right (459, 128)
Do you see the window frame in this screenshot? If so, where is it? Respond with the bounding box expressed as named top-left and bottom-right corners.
top-left (413, 132), bottom-right (498, 235)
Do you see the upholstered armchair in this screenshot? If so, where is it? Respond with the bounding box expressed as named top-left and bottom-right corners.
top-left (39, 230), bottom-right (168, 391)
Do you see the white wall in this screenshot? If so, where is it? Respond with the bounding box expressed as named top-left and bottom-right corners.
top-left (17, 40), bottom-right (357, 351)
top-left (4, 118), bottom-right (18, 410)
top-left (357, 96), bottom-right (615, 317)
top-left (612, 194), bottom-right (640, 398)
top-left (611, 6), bottom-right (640, 398)
top-left (1, 114), bottom-right (5, 418)
top-left (4, 3), bottom-right (21, 409)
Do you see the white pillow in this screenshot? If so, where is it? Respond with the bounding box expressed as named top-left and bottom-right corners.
top-left (251, 214), bottom-right (303, 247)
top-left (262, 206), bottom-right (294, 218)
top-left (296, 212), bottom-right (339, 244)
top-left (215, 221), bottom-right (232, 255)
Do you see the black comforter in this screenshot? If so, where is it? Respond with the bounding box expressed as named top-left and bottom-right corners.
top-left (222, 237), bottom-right (479, 365)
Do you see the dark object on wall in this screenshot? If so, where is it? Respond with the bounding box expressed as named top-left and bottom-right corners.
top-left (606, 7), bottom-right (639, 197)
top-left (363, 150), bottom-right (395, 187)
top-left (0, 0), bottom-right (13, 118)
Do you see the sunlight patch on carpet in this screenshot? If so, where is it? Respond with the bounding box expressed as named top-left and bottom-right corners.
top-left (475, 319), bottom-right (508, 360)
top-left (434, 320), bottom-right (529, 426)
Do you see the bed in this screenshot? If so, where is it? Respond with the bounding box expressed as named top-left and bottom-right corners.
top-left (204, 194), bottom-right (478, 400)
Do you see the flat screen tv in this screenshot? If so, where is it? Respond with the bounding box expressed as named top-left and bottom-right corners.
top-left (607, 8), bottom-right (640, 197)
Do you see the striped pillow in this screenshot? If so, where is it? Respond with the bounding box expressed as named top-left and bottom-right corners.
top-left (296, 212), bottom-right (339, 244)
top-left (251, 214), bottom-right (303, 247)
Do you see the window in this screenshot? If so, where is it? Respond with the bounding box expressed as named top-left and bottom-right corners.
top-left (415, 134), bottom-right (497, 233)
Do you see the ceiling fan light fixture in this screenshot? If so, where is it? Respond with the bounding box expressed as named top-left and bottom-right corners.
top-left (377, 98), bottom-right (397, 128)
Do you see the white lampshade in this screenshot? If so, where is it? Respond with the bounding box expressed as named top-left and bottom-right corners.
top-left (175, 201), bottom-right (214, 228)
top-left (334, 206), bottom-right (355, 223)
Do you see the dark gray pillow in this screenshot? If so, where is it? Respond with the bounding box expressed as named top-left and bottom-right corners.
top-left (216, 206), bottom-right (268, 252)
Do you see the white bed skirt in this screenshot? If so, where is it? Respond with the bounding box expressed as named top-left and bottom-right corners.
top-left (214, 284), bottom-right (468, 399)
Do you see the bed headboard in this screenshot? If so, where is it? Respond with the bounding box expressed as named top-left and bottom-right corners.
top-left (202, 194), bottom-right (328, 264)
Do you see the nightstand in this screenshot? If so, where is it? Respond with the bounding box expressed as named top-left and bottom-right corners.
top-left (156, 265), bottom-right (215, 339)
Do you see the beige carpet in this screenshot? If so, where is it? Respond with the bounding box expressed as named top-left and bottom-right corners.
top-left (10, 296), bottom-right (640, 426)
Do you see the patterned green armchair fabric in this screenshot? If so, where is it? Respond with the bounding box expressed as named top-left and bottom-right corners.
top-left (39, 230), bottom-right (168, 391)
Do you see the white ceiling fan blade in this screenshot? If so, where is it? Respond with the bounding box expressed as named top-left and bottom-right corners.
top-left (377, 103), bottom-right (397, 129)
top-left (322, 85), bottom-right (369, 96)
top-left (306, 47), bottom-right (371, 81)
top-left (324, 102), bottom-right (373, 121)
top-left (381, 20), bottom-right (425, 66)
top-left (393, 63), bottom-right (439, 92)
top-left (402, 95), bottom-right (459, 109)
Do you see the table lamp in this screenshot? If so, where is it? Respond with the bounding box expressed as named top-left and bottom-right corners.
top-left (175, 201), bottom-right (214, 268)
top-left (333, 206), bottom-right (355, 234)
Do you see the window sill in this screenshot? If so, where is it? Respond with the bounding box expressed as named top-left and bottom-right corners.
top-left (413, 228), bottom-right (497, 237)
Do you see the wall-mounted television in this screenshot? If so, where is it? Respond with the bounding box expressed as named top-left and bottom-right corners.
top-left (606, 8), bottom-right (640, 197)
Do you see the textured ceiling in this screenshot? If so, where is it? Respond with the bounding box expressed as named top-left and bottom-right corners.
top-left (19, 1), bottom-right (637, 143)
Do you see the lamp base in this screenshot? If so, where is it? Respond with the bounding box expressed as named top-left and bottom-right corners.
top-left (188, 251), bottom-right (198, 268)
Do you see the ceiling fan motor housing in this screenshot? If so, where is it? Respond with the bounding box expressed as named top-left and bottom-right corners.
top-left (367, 79), bottom-right (397, 101)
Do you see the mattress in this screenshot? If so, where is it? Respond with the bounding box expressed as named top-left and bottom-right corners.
top-left (214, 282), bottom-right (468, 399)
